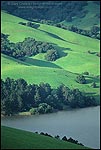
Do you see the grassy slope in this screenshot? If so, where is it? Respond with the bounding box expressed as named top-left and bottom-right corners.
top-left (38, 24), bottom-right (100, 75)
top-left (62, 1), bottom-right (100, 30)
top-left (1, 11), bottom-right (100, 102)
top-left (1, 126), bottom-right (89, 149)
top-left (1, 54), bottom-right (100, 101)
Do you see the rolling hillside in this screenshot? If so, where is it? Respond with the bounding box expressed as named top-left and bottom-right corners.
top-left (1, 11), bottom-right (100, 103)
top-left (62, 1), bottom-right (100, 30)
top-left (1, 1), bottom-right (100, 30)
top-left (1, 126), bottom-right (89, 149)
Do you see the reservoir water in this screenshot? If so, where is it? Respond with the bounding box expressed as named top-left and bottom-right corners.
top-left (1, 106), bottom-right (100, 149)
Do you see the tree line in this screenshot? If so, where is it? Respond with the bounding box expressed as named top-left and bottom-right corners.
top-left (55, 24), bottom-right (100, 40)
top-left (19, 21), bottom-right (40, 29)
top-left (1, 78), bottom-right (97, 116)
top-left (1, 33), bottom-right (59, 61)
top-left (35, 132), bottom-right (84, 146)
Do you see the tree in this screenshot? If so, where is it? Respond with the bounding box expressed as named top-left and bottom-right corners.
top-left (26, 21), bottom-right (32, 27)
top-left (84, 96), bottom-right (97, 107)
top-left (34, 90), bottom-right (41, 106)
top-left (62, 136), bottom-right (68, 141)
top-left (39, 82), bottom-right (51, 100)
top-left (19, 22), bottom-right (26, 26)
top-left (76, 74), bottom-right (86, 84)
top-left (91, 82), bottom-right (97, 88)
top-left (54, 135), bottom-right (60, 139)
top-left (38, 103), bottom-right (53, 114)
top-left (45, 49), bottom-right (59, 61)
top-left (68, 94), bottom-right (77, 108)
top-left (91, 26), bottom-right (100, 34)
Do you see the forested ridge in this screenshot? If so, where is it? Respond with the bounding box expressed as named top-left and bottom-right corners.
top-left (1, 78), bottom-right (97, 116)
top-left (1, 1), bottom-right (88, 22)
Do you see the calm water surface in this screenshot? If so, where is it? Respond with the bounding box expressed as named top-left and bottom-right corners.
top-left (1, 106), bottom-right (100, 149)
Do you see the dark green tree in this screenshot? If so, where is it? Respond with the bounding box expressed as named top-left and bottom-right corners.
top-left (45, 49), bottom-right (59, 61)
top-left (62, 136), bottom-right (68, 141)
top-left (91, 82), bottom-right (97, 88)
top-left (76, 74), bottom-right (86, 84)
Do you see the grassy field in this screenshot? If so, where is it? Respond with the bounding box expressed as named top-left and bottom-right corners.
top-left (1, 126), bottom-right (90, 149)
top-left (1, 11), bottom-right (100, 103)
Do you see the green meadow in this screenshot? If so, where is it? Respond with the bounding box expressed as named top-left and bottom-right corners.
top-left (1, 126), bottom-right (90, 149)
top-left (1, 11), bottom-right (100, 103)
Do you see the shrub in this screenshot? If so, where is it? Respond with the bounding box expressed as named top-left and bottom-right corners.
top-left (83, 72), bottom-right (89, 75)
top-left (19, 22), bottom-right (26, 26)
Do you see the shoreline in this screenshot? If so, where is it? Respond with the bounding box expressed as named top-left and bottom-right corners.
top-left (1, 105), bottom-right (99, 118)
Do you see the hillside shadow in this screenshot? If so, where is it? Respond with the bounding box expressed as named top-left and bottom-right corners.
top-left (24, 57), bottom-right (62, 69)
top-left (38, 29), bottom-right (67, 42)
top-left (53, 44), bottom-right (72, 58)
top-left (38, 29), bottom-right (79, 45)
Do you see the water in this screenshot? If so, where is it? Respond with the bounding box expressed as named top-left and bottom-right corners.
top-left (1, 106), bottom-right (100, 149)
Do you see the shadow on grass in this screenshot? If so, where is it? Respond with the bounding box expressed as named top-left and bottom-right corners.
top-left (38, 29), bottom-right (67, 42)
top-left (49, 43), bottom-right (72, 58)
top-left (86, 76), bottom-right (100, 86)
top-left (24, 57), bottom-right (62, 69)
top-left (38, 29), bottom-right (80, 45)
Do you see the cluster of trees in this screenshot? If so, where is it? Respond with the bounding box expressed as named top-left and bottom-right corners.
top-left (39, 132), bottom-right (84, 146)
top-left (76, 74), bottom-right (98, 88)
top-left (19, 21), bottom-right (40, 29)
top-left (62, 136), bottom-right (84, 146)
top-left (1, 78), bottom-right (97, 116)
top-left (68, 25), bottom-right (100, 40)
top-left (55, 24), bottom-right (100, 40)
top-left (30, 103), bottom-right (53, 115)
top-left (32, 19), bottom-right (55, 26)
top-left (1, 33), bottom-right (59, 61)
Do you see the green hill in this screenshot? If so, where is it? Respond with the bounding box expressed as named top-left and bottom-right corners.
top-left (1, 126), bottom-right (90, 149)
top-left (1, 1), bottom-right (100, 30)
top-left (1, 11), bottom-right (100, 103)
top-left (63, 1), bottom-right (100, 30)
